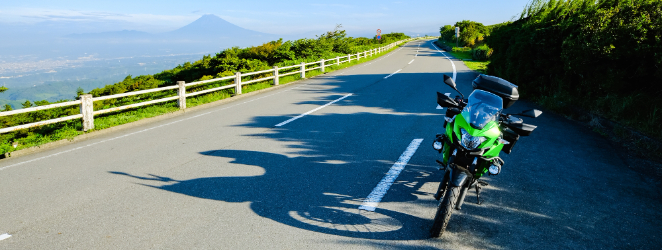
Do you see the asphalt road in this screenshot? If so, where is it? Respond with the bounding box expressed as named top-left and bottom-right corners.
top-left (0, 40), bottom-right (660, 249)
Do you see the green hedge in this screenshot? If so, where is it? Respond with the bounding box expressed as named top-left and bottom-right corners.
top-left (486, 0), bottom-right (662, 138)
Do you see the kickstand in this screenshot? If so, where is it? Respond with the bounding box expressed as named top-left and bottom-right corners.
top-left (475, 180), bottom-right (488, 205)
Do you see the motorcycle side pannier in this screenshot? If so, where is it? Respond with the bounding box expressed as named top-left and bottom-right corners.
top-left (472, 74), bottom-right (519, 108)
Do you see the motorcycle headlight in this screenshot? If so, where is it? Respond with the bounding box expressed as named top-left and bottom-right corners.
top-left (460, 128), bottom-right (486, 150)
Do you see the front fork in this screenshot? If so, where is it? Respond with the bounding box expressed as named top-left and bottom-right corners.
top-left (435, 150), bottom-right (486, 209)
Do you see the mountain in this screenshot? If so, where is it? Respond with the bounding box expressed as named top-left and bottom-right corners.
top-left (51, 15), bottom-right (280, 54)
top-left (166, 14), bottom-right (274, 40)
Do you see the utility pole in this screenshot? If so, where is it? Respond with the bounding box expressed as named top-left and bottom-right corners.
top-left (455, 27), bottom-right (460, 47)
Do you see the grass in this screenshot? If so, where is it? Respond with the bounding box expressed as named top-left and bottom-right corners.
top-left (1, 41), bottom-right (411, 156)
top-left (437, 40), bottom-right (489, 74)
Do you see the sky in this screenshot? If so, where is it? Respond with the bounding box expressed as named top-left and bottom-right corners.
top-left (0, 0), bottom-right (534, 36)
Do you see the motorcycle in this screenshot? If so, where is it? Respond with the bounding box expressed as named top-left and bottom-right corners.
top-left (429, 74), bottom-right (542, 237)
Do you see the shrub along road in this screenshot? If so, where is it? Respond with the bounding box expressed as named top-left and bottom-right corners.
top-left (0, 40), bottom-right (660, 249)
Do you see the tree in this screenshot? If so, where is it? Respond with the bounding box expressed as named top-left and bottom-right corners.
top-left (0, 86), bottom-right (7, 93)
top-left (454, 20), bottom-right (488, 47)
top-left (76, 87), bottom-right (85, 99)
top-left (21, 100), bottom-right (33, 109)
top-left (439, 25), bottom-right (455, 42)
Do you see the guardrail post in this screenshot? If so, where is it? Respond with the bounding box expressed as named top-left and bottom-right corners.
top-left (177, 81), bottom-right (186, 110)
top-left (80, 94), bottom-right (94, 131)
top-left (347, 54), bottom-right (351, 63)
top-left (300, 62), bottom-right (305, 79)
top-left (357, 52), bottom-right (361, 60)
top-left (336, 56), bottom-right (339, 65)
top-left (321, 59), bottom-right (325, 73)
top-left (235, 72), bottom-right (242, 95)
top-left (273, 66), bottom-right (279, 85)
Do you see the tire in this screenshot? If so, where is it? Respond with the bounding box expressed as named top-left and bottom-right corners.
top-left (430, 185), bottom-right (461, 237)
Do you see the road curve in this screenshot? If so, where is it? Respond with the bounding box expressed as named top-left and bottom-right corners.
top-left (0, 40), bottom-right (660, 249)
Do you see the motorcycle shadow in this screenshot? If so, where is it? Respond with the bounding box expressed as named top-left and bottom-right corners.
top-left (110, 149), bottom-right (433, 240)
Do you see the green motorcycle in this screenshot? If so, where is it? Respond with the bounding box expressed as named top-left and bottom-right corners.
top-left (430, 74), bottom-right (542, 237)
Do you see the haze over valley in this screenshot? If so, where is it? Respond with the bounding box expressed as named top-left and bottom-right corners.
top-left (1, 14), bottom-right (370, 108)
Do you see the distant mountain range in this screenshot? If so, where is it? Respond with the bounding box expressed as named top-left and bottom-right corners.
top-left (1, 14), bottom-right (437, 60)
top-left (1, 15), bottom-right (283, 60)
top-left (66, 15), bottom-right (278, 43)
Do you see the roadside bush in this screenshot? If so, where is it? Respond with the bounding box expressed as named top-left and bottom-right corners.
top-left (486, 0), bottom-right (662, 138)
top-left (472, 44), bottom-right (493, 61)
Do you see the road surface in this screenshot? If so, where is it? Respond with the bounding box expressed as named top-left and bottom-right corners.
top-left (0, 39), bottom-right (660, 249)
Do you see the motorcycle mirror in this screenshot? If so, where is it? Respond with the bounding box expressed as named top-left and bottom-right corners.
top-left (443, 74), bottom-right (457, 89)
top-left (443, 75), bottom-right (464, 99)
top-left (519, 109), bottom-right (543, 118)
top-left (437, 92), bottom-right (458, 108)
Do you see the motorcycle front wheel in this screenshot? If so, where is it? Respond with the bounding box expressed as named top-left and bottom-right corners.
top-left (430, 185), bottom-right (460, 237)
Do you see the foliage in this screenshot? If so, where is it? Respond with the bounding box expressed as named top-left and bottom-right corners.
top-left (472, 44), bottom-right (493, 61)
top-left (454, 20), bottom-right (489, 47)
top-left (439, 25), bottom-right (455, 42)
top-left (487, 0), bottom-right (662, 138)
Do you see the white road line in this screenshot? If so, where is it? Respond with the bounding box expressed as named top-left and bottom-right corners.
top-left (275, 93), bottom-right (352, 127)
top-left (359, 138), bottom-right (424, 212)
top-left (0, 43), bottom-right (405, 171)
top-left (0, 84), bottom-right (309, 172)
top-left (408, 59), bottom-right (415, 64)
top-left (0, 233), bottom-right (10, 241)
top-left (430, 41), bottom-right (457, 82)
top-left (384, 69), bottom-right (401, 79)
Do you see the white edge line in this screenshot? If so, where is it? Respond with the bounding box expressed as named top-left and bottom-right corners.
top-left (0, 233), bottom-right (11, 241)
top-left (275, 93), bottom-right (352, 127)
top-left (359, 138), bottom-right (424, 212)
top-left (0, 84), bottom-right (310, 172)
top-left (431, 41), bottom-right (457, 82)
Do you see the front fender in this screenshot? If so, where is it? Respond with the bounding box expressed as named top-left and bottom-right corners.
top-left (448, 167), bottom-right (469, 187)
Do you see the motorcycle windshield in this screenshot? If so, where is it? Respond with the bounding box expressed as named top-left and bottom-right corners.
top-left (462, 90), bottom-right (503, 130)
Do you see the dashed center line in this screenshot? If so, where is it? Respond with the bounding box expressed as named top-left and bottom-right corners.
top-left (0, 234), bottom-right (11, 241)
top-left (275, 93), bottom-right (352, 127)
top-left (0, 84), bottom-right (309, 172)
top-left (359, 138), bottom-right (424, 212)
top-left (384, 69), bottom-right (401, 79)
top-left (408, 59), bottom-right (415, 64)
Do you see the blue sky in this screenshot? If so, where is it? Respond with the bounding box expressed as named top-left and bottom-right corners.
top-left (1, 0), bottom-right (533, 35)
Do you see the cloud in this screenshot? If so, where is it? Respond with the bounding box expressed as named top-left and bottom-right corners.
top-left (18, 9), bottom-right (131, 22)
top-left (2, 8), bottom-right (199, 32)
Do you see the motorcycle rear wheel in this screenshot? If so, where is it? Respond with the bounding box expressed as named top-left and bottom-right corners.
top-left (430, 185), bottom-right (460, 237)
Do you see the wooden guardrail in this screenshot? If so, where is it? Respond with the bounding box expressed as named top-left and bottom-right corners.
top-left (0, 37), bottom-right (434, 133)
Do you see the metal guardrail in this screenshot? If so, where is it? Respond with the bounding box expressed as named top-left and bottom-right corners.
top-left (0, 37), bottom-right (436, 133)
